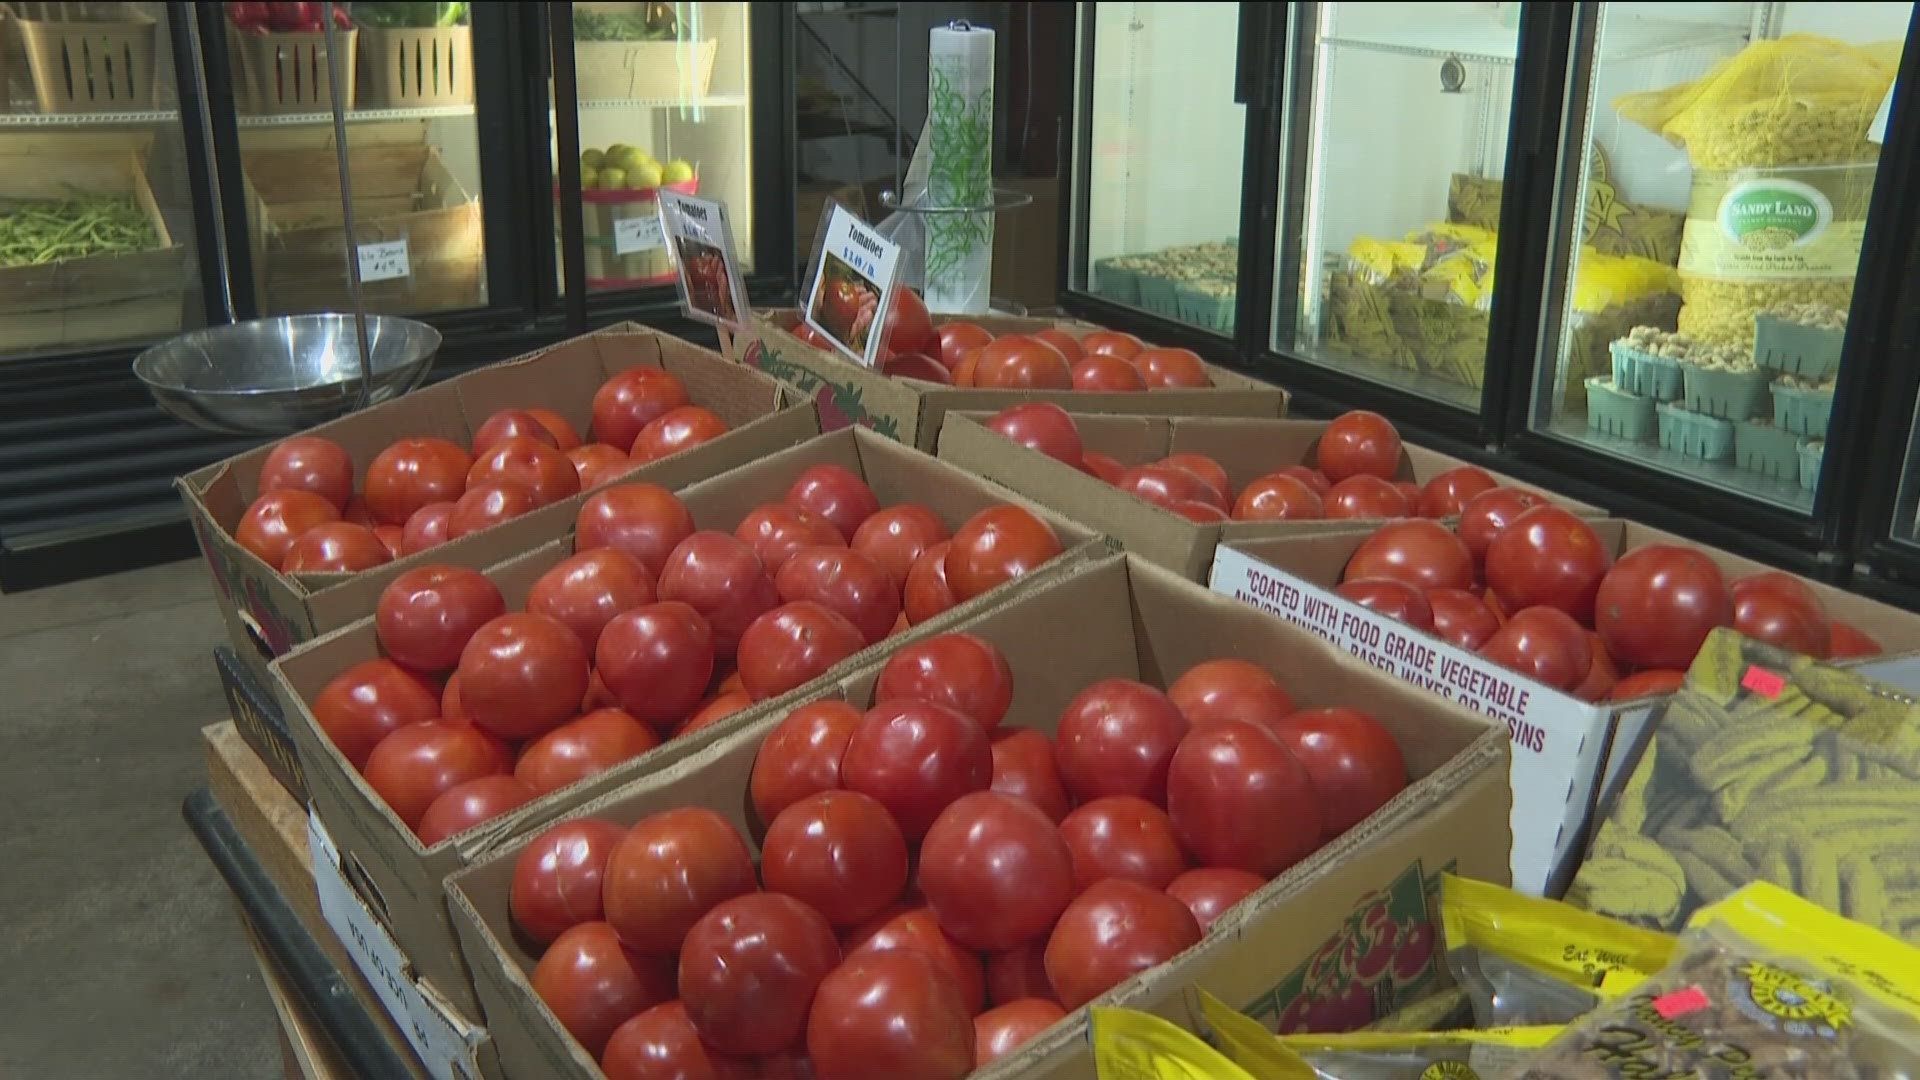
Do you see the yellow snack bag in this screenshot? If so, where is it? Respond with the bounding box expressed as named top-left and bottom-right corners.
top-left (1439, 874), bottom-right (1675, 1026)
top-left (1091, 1006), bottom-right (1259, 1080)
top-left (1199, 990), bottom-right (1560, 1080)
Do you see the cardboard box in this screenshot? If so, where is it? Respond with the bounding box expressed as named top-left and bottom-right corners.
top-left (441, 552), bottom-right (1509, 1079)
top-left (183, 324), bottom-right (817, 689)
top-left (215, 644), bottom-right (306, 803)
top-left (940, 414), bottom-right (1604, 581)
top-left (1209, 521), bottom-right (1920, 897)
top-left (744, 309), bottom-right (1287, 451)
top-left (267, 426), bottom-right (1102, 1019)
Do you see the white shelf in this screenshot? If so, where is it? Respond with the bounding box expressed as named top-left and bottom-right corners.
top-left (572, 93), bottom-right (750, 111)
top-left (236, 104), bottom-right (476, 128)
top-left (0, 107), bottom-right (182, 127)
top-left (1322, 19), bottom-right (1745, 65)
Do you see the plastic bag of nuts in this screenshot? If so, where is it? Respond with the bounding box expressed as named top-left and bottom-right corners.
top-left (1496, 881), bottom-right (1920, 1079)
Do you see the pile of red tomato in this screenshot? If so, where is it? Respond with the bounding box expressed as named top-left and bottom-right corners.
top-left (312, 469), bottom-right (1067, 844)
top-left (507, 634), bottom-right (1407, 1080)
top-left (791, 288), bottom-right (1214, 392)
top-left (1334, 507), bottom-right (1884, 702)
top-left (233, 366), bottom-right (731, 573)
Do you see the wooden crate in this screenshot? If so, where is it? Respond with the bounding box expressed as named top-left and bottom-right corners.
top-left (0, 139), bottom-right (184, 351)
top-left (246, 142), bottom-right (483, 315)
top-left (360, 25), bottom-right (472, 108)
top-left (570, 4), bottom-right (716, 101)
top-left (12, 2), bottom-right (157, 113)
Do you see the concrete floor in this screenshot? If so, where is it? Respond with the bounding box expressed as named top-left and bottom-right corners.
top-left (0, 559), bottom-right (279, 1077)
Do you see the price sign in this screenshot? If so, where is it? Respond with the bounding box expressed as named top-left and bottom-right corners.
top-left (801, 202), bottom-right (902, 368)
top-left (659, 190), bottom-right (750, 333)
top-left (613, 212), bottom-right (667, 255)
top-left (356, 239), bottom-right (411, 283)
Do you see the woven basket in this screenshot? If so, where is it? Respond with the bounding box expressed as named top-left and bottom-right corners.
top-left (360, 25), bottom-right (472, 108)
top-left (237, 28), bottom-right (358, 114)
top-left (16, 5), bottom-right (156, 113)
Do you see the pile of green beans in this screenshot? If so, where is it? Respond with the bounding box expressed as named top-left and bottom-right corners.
top-left (0, 195), bottom-right (159, 268)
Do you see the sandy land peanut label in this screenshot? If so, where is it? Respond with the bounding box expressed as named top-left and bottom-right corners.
top-left (1680, 165), bottom-right (1875, 280)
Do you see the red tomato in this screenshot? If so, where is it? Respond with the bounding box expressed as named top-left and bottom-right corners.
top-left (1574, 632), bottom-right (1620, 702)
top-left (1166, 720), bottom-right (1321, 876)
top-left (458, 613), bottom-right (591, 740)
top-left (441, 672), bottom-right (467, 722)
top-left (951, 348), bottom-right (983, 387)
top-left (756, 1050), bottom-right (816, 1080)
top-left (1343, 520), bottom-right (1476, 592)
top-left (986, 940), bottom-right (1056, 1007)
top-left (776, 546), bottom-right (901, 646)
top-left (1132, 347), bottom-right (1211, 389)
top-left (658, 532), bottom-right (779, 654)
top-left (1033, 328), bottom-right (1086, 364)
top-left (749, 701), bottom-right (864, 826)
top-left (532, 921), bottom-right (676, 1059)
top-left (1593, 544), bottom-right (1732, 670)
top-left (885, 288), bottom-right (937, 356)
top-left (515, 708), bottom-right (661, 795)
top-left (1427, 587), bottom-right (1501, 651)
top-left (342, 495), bottom-right (378, 528)
top-left (761, 791), bottom-right (909, 928)
top-left (447, 481), bottom-right (540, 540)
top-left (632, 406), bottom-right (730, 464)
top-left (1159, 454), bottom-right (1231, 504)
top-left (1478, 607), bottom-right (1593, 691)
top-left (236, 489), bottom-right (341, 569)
top-left (873, 633), bottom-right (1013, 733)
top-left (416, 774), bottom-right (536, 845)
top-left (972, 335), bottom-right (1074, 390)
top-left (376, 565), bottom-right (506, 674)
top-left (806, 950), bottom-right (974, 1080)
top-left (283, 522), bottom-right (393, 573)
top-left (1336, 578), bottom-right (1436, 631)
top-left (1609, 669), bottom-right (1687, 701)
top-left (1169, 500), bottom-right (1229, 523)
top-left (1316, 411), bottom-right (1402, 482)
top-left (1079, 330), bottom-right (1142, 360)
top-left (843, 906), bottom-right (986, 1015)
top-left (974, 999), bottom-right (1067, 1066)
top-left (1167, 659), bottom-right (1294, 730)
top-left (603, 807), bottom-right (759, 955)
top-left (1043, 879), bottom-right (1201, 1009)
top-left (592, 367), bottom-right (692, 452)
top-left (945, 504), bottom-right (1064, 601)
top-left (1081, 451), bottom-right (1127, 484)
top-left (595, 602), bottom-right (715, 731)
top-left (1071, 355), bottom-right (1146, 391)
top-left (313, 658), bottom-right (442, 770)
top-left (400, 501), bottom-right (456, 556)
top-left (1731, 572), bottom-right (1832, 658)
top-left (679, 893), bottom-right (841, 1056)
top-left (902, 541), bottom-right (958, 625)
top-left (258, 435), bottom-right (354, 511)
top-left (363, 721), bottom-right (507, 830)
top-left (1164, 867), bottom-right (1266, 932)
top-left (1394, 480), bottom-right (1424, 507)
top-left (511, 817), bottom-right (625, 944)
top-left (1232, 474), bottom-right (1325, 521)
top-left (986, 402), bottom-right (1085, 468)
top-left (374, 525), bottom-right (404, 559)
top-left (1486, 506), bottom-right (1613, 624)
top-left (1325, 475), bottom-right (1411, 520)
top-left (364, 437), bottom-right (472, 526)
top-left (851, 504), bottom-right (950, 589)
top-left (736, 504), bottom-right (845, 576)
top-left (935, 322), bottom-right (994, 372)
top-left (472, 408), bottom-right (559, 456)
top-left (1270, 708), bottom-right (1406, 840)
top-left (679, 689), bottom-right (755, 738)
top-left (1830, 620), bottom-right (1883, 658)
top-left (603, 1001), bottom-right (754, 1080)
top-left (526, 407), bottom-right (583, 451)
top-left (576, 483), bottom-right (697, 578)
top-left (468, 436), bottom-right (580, 508)
top-left (840, 700), bottom-right (992, 842)
top-left (990, 729), bottom-right (1072, 823)
top-left (1116, 463), bottom-right (1225, 512)
top-left (737, 601), bottom-right (866, 700)
top-left (1059, 796), bottom-right (1189, 893)
top-left (1416, 466), bottom-right (1499, 518)
top-left (568, 443), bottom-right (633, 490)
top-left (1276, 465), bottom-right (1333, 497)
top-left (528, 548), bottom-right (658, 656)
top-left (917, 790), bottom-right (1075, 952)
top-left (786, 464), bottom-right (882, 543)
top-left (1456, 487), bottom-right (1547, 563)
top-left (882, 352), bottom-right (952, 384)
top-left (1054, 678), bottom-right (1190, 804)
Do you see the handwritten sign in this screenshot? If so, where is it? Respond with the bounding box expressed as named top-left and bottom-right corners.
top-left (613, 212), bottom-right (667, 256)
top-left (801, 202), bottom-right (902, 368)
top-left (356, 239), bottom-right (410, 283)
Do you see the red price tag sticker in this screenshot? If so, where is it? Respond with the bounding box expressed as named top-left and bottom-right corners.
top-left (1652, 986), bottom-right (1711, 1019)
top-left (1741, 665), bottom-right (1787, 699)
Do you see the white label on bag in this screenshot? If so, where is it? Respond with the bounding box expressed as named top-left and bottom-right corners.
top-left (1868, 83), bottom-right (1894, 144)
top-left (357, 240), bottom-right (411, 283)
top-left (614, 213), bottom-right (666, 255)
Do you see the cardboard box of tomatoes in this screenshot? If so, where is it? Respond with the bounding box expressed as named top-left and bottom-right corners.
top-left (181, 325), bottom-right (818, 691)
top-left (438, 552), bottom-right (1511, 1080)
top-left (744, 309), bottom-right (1287, 451)
top-left (1209, 518), bottom-right (1920, 898)
top-left (939, 412), bottom-right (1604, 582)
top-left (268, 427), bottom-right (1104, 1019)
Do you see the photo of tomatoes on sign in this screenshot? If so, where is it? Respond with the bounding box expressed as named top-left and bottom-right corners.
top-left (659, 191), bottom-right (751, 333)
top-left (802, 202), bottom-right (902, 367)
top-left (679, 240), bottom-right (735, 323)
top-left (813, 260), bottom-right (880, 352)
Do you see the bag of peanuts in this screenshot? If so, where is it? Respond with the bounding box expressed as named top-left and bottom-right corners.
top-left (1494, 881), bottom-right (1920, 1079)
top-left (1613, 35), bottom-right (1899, 348)
top-left (1196, 988), bottom-right (1562, 1079)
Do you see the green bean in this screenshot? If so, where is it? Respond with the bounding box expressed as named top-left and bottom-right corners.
top-left (0, 193), bottom-right (158, 268)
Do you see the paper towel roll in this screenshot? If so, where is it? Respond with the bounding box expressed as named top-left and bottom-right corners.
top-left (925, 22), bottom-right (994, 315)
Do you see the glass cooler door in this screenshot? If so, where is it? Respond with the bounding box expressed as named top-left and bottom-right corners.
top-left (1527, 2), bottom-right (1913, 516)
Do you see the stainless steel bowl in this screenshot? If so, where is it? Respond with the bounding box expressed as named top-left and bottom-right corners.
top-left (133, 314), bottom-right (441, 436)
